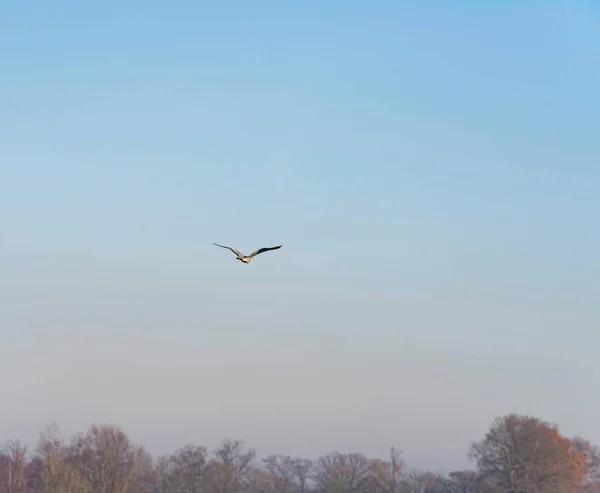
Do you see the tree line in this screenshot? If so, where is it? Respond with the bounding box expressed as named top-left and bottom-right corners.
top-left (1, 413), bottom-right (598, 493)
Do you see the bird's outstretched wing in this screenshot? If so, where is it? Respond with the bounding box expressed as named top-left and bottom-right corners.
top-left (213, 243), bottom-right (244, 257)
top-left (248, 245), bottom-right (282, 258)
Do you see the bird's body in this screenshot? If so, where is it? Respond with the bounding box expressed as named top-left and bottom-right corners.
top-left (213, 243), bottom-right (282, 264)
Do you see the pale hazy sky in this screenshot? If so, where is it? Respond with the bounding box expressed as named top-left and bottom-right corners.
top-left (1, 1), bottom-right (599, 473)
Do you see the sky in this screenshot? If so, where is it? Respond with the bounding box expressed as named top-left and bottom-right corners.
top-left (1, 0), bottom-right (599, 473)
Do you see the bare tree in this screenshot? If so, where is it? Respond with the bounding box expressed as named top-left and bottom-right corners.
top-left (433, 471), bottom-right (496, 493)
top-left (400, 469), bottom-right (444, 493)
top-left (313, 452), bottom-right (371, 493)
top-left (291, 458), bottom-right (313, 493)
top-left (0, 441), bottom-right (29, 493)
top-left (444, 471), bottom-right (479, 493)
top-left (363, 447), bottom-right (405, 493)
top-left (246, 467), bottom-right (275, 493)
top-left (262, 455), bottom-right (296, 493)
top-left (66, 424), bottom-right (152, 493)
top-left (469, 413), bottom-right (587, 493)
top-left (152, 445), bottom-right (208, 493)
top-left (0, 440), bottom-right (45, 493)
top-left (204, 439), bottom-right (256, 493)
top-left (36, 423), bottom-right (90, 493)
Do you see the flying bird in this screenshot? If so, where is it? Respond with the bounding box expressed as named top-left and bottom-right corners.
top-left (213, 243), bottom-right (282, 264)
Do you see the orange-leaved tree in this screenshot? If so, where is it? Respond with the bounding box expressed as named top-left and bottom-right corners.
top-left (469, 413), bottom-right (587, 493)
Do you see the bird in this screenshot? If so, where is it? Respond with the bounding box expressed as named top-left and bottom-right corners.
top-left (212, 243), bottom-right (282, 264)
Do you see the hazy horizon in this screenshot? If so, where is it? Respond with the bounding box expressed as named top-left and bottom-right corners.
top-left (1, 1), bottom-right (599, 474)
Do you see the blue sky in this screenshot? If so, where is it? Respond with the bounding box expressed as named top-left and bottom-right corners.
top-left (1, 0), bottom-right (599, 472)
